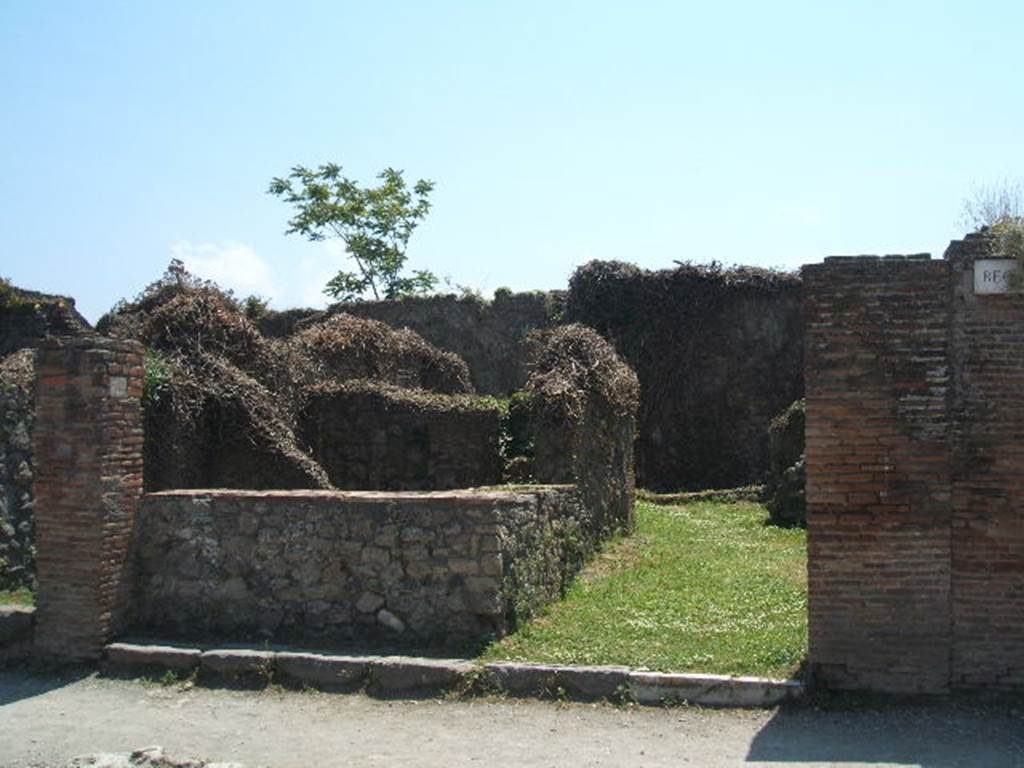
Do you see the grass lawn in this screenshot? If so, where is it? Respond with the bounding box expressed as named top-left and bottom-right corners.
top-left (0, 588), bottom-right (34, 607)
top-left (481, 500), bottom-right (807, 679)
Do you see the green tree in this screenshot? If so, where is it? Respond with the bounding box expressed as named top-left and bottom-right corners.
top-left (268, 163), bottom-right (437, 301)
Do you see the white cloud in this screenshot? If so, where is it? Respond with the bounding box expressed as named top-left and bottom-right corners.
top-left (296, 243), bottom-right (343, 308)
top-left (168, 240), bottom-right (346, 310)
top-left (171, 241), bottom-right (278, 301)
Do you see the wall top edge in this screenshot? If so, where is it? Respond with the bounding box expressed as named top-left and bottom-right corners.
top-left (143, 486), bottom-right (577, 503)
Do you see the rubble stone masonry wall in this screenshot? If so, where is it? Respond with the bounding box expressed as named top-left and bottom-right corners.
top-left (132, 487), bottom-right (590, 648)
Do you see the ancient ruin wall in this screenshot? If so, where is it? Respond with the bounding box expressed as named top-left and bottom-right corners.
top-left (32, 337), bottom-right (144, 659)
top-left (260, 292), bottom-right (562, 396)
top-left (299, 382), bottom-right (504, 491)
top-left (566, 261), bottom-right (803, 491)
top-left (133, 487), bottom-right (589, 647)
top-left (0, 350), bottom-right (35, 590)
top-left (0, 285), bottom-right (92, 590)
top-left (0, 286), bottom-right (91, 359)
top-left (947, 235), bottom-right (1024, 690)
top-left (803, 255), bottom-right (952, 693)
top-left (804, 244), bottom-right (1024, 693)
top-left (526, 325), bottom-right (640, 535)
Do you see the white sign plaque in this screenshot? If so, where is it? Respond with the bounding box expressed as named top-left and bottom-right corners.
top-left (974, 259), bottom-right (1021, 294)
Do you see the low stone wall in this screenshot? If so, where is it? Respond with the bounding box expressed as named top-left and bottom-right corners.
top-left (133, 487), bottom-right (593, 648)
top-left (299, 382), bottom-right (503, 491)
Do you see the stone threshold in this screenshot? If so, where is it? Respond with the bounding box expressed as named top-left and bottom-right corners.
top-left (103, 641), bottom-right (803, 708)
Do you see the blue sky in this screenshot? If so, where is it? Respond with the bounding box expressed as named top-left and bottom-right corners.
top-left (3, 1), bottom-right (1023, 322)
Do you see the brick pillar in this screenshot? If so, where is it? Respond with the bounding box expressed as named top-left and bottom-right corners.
top-left (32, 336), bottom-right (144, 659)
top-left (947, 235), bottom-right (1024, 690)
top-left (803, 256), bottom-right (953, 694)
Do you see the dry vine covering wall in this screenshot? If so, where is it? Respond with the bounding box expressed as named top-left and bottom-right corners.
top-left (299, 381), bottom-right (504, 491)
top-left (526, 324), bottom-right (640, 535)
top-left (260, 291), bottom-right (564, 396)
top-left (566, 260), bottom-right (804, 491)
top-left (98, 266), bottom-right (490, 493)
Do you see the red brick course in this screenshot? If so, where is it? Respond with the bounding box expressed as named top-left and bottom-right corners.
top-left (804, 245), bottom-right (1024, 693)
top-left (948, 236), bottom-right (1024, 691)
top-left (32, 336), bottom-right (144, 660)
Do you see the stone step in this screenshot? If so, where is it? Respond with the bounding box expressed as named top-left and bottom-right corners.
top-left (102, 641), bottom-right (803, 707)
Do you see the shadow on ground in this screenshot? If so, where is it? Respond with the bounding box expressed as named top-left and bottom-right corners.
top-left (748, 694), bottom-right (1024, 767)
top-left (0, 664), bottom-right (92, 707)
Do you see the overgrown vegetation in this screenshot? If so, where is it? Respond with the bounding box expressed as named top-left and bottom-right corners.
top-left (0, 588), bottom-right (34, 607)
top-left (0, 277), bottom-right (17, 306)
top-left (142, 349), bottom-right (171, 406)
top-left (97, 260), bottom-right (488, 491)
top-left (565, 259), bottom-right (803, 492)
top-left (961, 180), bottom-right (1024, 275)
top-left (765, 398), bottom-right (806, 527)
top-left (288, 313), bottom-right (471, 395)
top-left (526, 324), bottom-right (640, 423)
top-left (482, 500), bottom-right (807, 679)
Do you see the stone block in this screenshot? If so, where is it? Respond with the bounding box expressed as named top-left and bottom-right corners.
top-left (200, 649), bottom-right (275, 681)
top-left (628, 671), bottom-right (802, 707)
top-left (368, 656), bottom-right (473, 696)
top-left (484, 662), bottom-right (629, 700)
top-left (104, 642), bottom-right (201, 674)
top-left (275, 652), bottom-right (372, 690)
top-left (483, 662), bottom-right (561, 696)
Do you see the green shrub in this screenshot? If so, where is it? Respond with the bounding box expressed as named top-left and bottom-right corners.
top-left (143, 349), bottom-right (172, 406)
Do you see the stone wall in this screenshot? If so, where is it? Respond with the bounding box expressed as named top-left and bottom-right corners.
top-left (32, 336), bottom-right (145, 659)
top-left (765, 399), bottom-right (806, 526)
top-left (133, 487), bottom-right (590, 648)
top-left (299, 382), bottom-right (504, 491)
top-left (566, 261), bottom-right (804, 491)
top-left (0, 350), bottom-right (35, 590)
top-left (0, 285), bottom-right (91, 358)
top-left (260, 292), bottom-right (563, 396)
top-left (804, 242), bottom-right (1024, 693)
top-left (0, 284), bottom-right (92, 591)
top-left (525, 325), bottom-right (640, 536)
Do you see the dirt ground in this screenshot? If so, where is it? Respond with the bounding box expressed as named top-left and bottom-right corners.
top-left (1, 670), bottom-right (1022, 768)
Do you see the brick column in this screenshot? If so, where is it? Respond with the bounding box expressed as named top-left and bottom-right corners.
top-left (803, 256), bottom-right (953, 694)
top-left (947, 236), bottom-right (1024, 690)
top-left (32, 336), bottom-right (144, 659)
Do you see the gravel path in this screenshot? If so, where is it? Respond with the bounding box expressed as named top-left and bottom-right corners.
top-left (1, 670), bottom-right (1022, 767)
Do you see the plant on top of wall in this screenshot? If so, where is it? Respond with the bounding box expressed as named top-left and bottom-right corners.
top-left (961, 180), bottom-right (1024, 280)
top-left (268, 163), bottom-right (437, 302)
